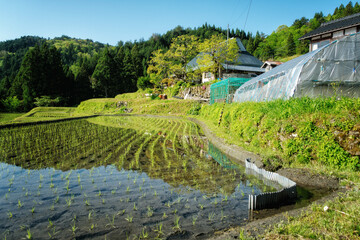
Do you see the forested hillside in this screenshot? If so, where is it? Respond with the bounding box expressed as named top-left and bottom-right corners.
top-left (0, 1), bottom-right (358, 112)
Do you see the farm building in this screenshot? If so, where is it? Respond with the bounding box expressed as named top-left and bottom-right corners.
top-left (299, 12), bottom-right (360, 51)
top-left (187, 38), bottom-right (264, 83)
top-left (233, 32), bottom-right (360, 103)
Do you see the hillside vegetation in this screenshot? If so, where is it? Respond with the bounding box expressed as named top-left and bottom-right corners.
top-left (1, 1), bottom-right (359, 113)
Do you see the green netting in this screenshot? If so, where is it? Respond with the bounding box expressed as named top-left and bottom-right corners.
top-left (210, 78), bottom-right (250, 104)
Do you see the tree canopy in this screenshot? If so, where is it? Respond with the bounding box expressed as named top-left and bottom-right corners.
top-left (0, 1), bottom-right (359, 111)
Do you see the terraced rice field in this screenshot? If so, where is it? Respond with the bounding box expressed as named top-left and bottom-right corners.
top-left (0, 116), bottom-right (275, 239)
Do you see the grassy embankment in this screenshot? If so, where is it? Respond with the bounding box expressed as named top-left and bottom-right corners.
top-left (4, 92), bottom-right (360, 239)
top-left (0, 113), bottom-right (24, 123)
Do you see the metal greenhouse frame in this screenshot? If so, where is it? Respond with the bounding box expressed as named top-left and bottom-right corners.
top-left (210, 78), bottom-right (250, 104)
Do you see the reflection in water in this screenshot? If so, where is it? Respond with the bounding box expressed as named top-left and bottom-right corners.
top-left (0, 116), bottom-right (276, 239)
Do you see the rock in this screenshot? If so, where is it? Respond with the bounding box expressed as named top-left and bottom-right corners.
top-left (116, 101), bottom-right (128, 108)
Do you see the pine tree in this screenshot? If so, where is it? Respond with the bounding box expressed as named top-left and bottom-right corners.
top-left (286, 33), bottom-right (296, 56)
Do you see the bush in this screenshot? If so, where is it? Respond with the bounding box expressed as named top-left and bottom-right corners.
top-left (34, 96), bottom-right (62, 107)
top-left (137, 76), bottom-right (153, 90)
top-left (1, 96), bottom-right (23, 112)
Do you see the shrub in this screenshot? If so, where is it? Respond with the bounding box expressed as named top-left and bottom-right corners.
top-left (34, 96), bottom-right (62, 107)
top-left (1, 96), bottom-right (23, 112)
top-left (137, 76), bottom-right (153, 90)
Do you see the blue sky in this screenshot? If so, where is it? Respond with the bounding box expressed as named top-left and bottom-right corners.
top-left (0, 0), bottom-right (353, 45)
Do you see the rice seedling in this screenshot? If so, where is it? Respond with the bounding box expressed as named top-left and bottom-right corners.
top-left (147, 206), bottom-right (153, 217)
top-left (88, 210), bottom-right (94, 220)
top-left (48, 219), bottom-right (54, 228)
top-left (26, 229), bottom-right (32, 239)
top-left (154, 223), bottom-right (163, 236)
top-left (192, 215), bottom-right (198, 226)
top-left (117, 210), bottom-right (125, 216)
top-left (105, 214), bottom-right (116, 228)
top-left (125, 214), bottom-right (133, 223)
top-left (141, 228), bottom-right (149, 239)
top-left (18, 200), bottom-right (23, 208)
top-left (89, 223), bottom-right (96, 231)
top-left (208, 212), bottom-right (215, 221)
top-left (70, 221), bottom-right (77, 235)
top-left (173, 215), bottom-right (181, 230)
top-left (220, 210), bottom-right (227, 221)
top-left (65, 197), bottom-right (72, 207)
top-left (7, 211), bottom-right (12, 219)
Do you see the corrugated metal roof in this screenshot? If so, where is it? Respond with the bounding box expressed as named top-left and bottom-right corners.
top-left (299, 13), bottom-right (360, 40)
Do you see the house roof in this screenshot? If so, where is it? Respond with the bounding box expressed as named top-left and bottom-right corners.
top-left (187, 38), bottom-right (264, 72)
top-left (299, 13), bottom-right (360, 40)
top-left (261, 61), bottom-right (283, 68)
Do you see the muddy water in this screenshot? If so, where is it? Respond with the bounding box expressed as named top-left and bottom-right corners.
top-left (0, 118), bottom-right (276, 239)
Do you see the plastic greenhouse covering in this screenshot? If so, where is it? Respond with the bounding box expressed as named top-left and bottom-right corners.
top-left (233, 33), bottom-right (360, 103)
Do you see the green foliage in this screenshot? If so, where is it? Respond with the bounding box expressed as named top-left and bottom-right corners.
top-left (266, 189), bottom-right (360, 239)
top-left (11, 43), bottom-right (70, 110)
top-left (196, 35), bottom-right (238, 78)
top-left (34, 96), bottom-right (62, 107)
top-left (199, 97), bottom-right (360, 170)
top-left (137, 76), bottom-right (153, 90)
top-left (187, 102), bottom-right (202, 115)
top-left (1, 96), bottom-right (23, 112)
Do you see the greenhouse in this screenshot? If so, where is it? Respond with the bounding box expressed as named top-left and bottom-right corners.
top-left (233, 32), bottom-right (360, 103)
top-left (210, 78), bottom-right (250, 104)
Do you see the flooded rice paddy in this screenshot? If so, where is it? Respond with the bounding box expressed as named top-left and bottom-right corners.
top-left (0, 116), bottom-right (277, 239)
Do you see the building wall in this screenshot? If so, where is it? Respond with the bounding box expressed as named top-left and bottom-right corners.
top-left (310, 26), bottom-right (360, 51)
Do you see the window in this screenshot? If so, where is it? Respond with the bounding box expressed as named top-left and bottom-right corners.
top-left (333, 30), bottom-right (344, 38)
top-left (345, 27), bottom-right (357, 35)
top-left (312, 43), bottom-right (318, 51)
